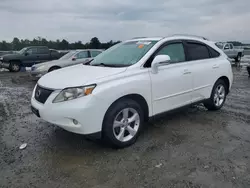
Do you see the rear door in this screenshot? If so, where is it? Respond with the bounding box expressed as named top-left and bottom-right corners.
top-left (223, 43), bottom-right (232, 58)
top-left (37, 47), bottom-right (50, 63)
top-left (184, 40), bottom-right (220, 102)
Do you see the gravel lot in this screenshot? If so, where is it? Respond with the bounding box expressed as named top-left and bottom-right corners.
top-left (0, 65), bottom-right (250, 188)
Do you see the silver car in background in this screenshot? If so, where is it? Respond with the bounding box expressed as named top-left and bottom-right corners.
top-left (215, 42), bottom-right (244, 62)
top-left (30, 49), bottom-right (103, 78)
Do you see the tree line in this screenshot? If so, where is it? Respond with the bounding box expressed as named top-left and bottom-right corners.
top-left (0, 37), bottom-right (121, 51)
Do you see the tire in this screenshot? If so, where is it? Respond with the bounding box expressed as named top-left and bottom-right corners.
top-left (102, 99), bottom-right (144, 148)
top-left (235, 54), bottom-right (241, 62)
top-left (48, 66), bottom-right (60, 72)
top-left (9, 61), bottom-right (21, 72)
top-left (204, 79), bottom-right (227, 111)
top-left (247, 66), bottom-right (250, 77)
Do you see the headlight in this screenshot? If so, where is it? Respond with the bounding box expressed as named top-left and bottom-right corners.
top-left (53, 84), bottom-right (96, 103)
top-left (37, 65), bottom-right (45, 70)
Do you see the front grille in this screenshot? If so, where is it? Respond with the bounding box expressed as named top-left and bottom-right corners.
top-left (35, 85), bottom-right (54, 104)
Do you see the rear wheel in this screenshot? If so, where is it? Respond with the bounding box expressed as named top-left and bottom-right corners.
top-left (102, 99), bottom-right (144, 148)
top-left (235, 54), bottom-right (241, 62)
top-left (9, 61), bottom-right (21, 72)
top-left (247, 66), bottom-right (250, 77)
top-left (204, 79), bottom-right (227, 111)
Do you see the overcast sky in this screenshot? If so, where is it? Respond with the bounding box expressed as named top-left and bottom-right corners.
top-left (0, 0), bottom-right (249, 43)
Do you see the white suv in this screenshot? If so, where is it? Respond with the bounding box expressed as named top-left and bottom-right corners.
top-left (31, 35), bottom-right (233, 148)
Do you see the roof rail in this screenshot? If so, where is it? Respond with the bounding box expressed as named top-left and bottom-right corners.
top-left (131, 37), bottom-right (148, 39)
top-left (170, 34), bottom-right (209, 40)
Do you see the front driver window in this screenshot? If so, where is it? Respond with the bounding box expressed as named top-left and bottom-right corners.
top-left (224, 44), bottom-right (230, 50)
top-left (26, 48), bottom-right (38, 55)
top-left (156, 43), bottom-right (185, 63)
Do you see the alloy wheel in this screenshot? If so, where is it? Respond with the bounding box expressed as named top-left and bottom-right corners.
top-left (113, 108), bottom-right (140, 142)
top-left (214, 84), bottom-right (225, 107)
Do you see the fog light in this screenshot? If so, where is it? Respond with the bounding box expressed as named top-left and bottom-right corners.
top-left (73, 119), bottom-right (78, 125)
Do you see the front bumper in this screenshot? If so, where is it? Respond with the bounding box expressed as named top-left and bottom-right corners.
top-left (0, 61), bottom-right (10, 69)
top-left (31, 87), bottom-right (109, 135)
top-left (30, 70), bottom-right (47, 78)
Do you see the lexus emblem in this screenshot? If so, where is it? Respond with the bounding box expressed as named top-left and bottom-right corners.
top-left (36, 89), bottom-right (41, 97)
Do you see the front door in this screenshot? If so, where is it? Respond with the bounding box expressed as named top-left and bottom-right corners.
top-left (36, 47), bottom-right (50, 63)
top-left (22, 47), bottom-right (40, 67)
top-left (150, 42), bottom-right (193, 115)
top-left (223, 44), bottom-right (233, 58)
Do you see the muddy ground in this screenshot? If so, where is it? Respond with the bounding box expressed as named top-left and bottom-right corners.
top-left (0, 66), bottom-right (250, 188)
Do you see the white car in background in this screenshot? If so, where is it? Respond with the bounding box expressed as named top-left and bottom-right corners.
top-left (30, 49), bottom-right (103, 78)
top-left (31, 35), bottom-right (233, 148)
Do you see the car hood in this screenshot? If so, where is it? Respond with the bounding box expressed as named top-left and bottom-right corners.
top-left (33, 59), bottom-right (61, 68)
top-left (38, 64), bottom-right (127, 89)
top-left (2, 53), bottom-right (22, 60)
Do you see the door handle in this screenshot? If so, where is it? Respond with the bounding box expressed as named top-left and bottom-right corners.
top-left (183, 69), bottom-right (191, 75)
top-left (212, 64), bottom-right (219, 69)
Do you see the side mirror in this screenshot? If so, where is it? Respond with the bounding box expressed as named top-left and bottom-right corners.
top-left (72, 57), bottom-right (76, 61)
top-left (151, 55), bottom-right (171, 74)
top-left (224, 46), bottom-right (229, 50)
top-left (25, 52), bottom-right (29, 56)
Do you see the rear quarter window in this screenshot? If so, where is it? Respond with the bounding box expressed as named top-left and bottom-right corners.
top-left (186, 42), bottom-right (210, 61)
top-left (207, 46), bottom-right (220, 58)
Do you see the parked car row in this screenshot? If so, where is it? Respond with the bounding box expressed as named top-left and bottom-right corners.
top-left (30, 49), bottom-right (103, 79)
top-left (31, 35), bottom-right (233, 148)
top-left (0, 46), bottom-right (103, 74)
top-left (0, 46), bottom-right (63, 72)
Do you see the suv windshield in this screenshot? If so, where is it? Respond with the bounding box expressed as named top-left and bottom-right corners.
top-left (215, 42), bottom-right (224, 49)
top-left (18, 47), bottom-right (28, 54)
top-left (91, 41), bottom-right (157, 67)
top-left (60, 51), bottom-right (76, 60)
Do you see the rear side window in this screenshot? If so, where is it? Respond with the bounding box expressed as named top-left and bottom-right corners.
top-left (37, 47), bottom-right (49, 54)
top-left (76, 51), bottom-right (89, 59)
top-left (156, 43), bottom-right (185, 63)
top-left (91, 51), bottom-right (102, 57)
top-left (207, 46), bottom-right (220, 58)
top-left (186, 42), bottom-right (210, 61)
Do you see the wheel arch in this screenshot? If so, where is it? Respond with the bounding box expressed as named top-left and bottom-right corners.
top-left (10, 59), bottom-right (22, 65)
top-left (102, 94), bottom-right (150, 127)
top-left (216, 76), bottom-right (230, 94)
top-left (48, 65), bottom-right (61, 72)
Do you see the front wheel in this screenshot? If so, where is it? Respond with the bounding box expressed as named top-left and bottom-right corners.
top-left (9, 62), bottom-right (21, 72)
top-left (204, 80), bottom-right (227, 111)
top-left (48, 66), bottom-right (60, 72)
top-left (247, 66), bottom-right (250, 77)
top-left (102, 99), bottom-right (144, 148)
